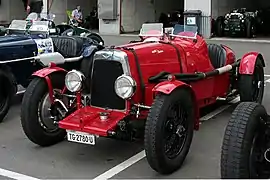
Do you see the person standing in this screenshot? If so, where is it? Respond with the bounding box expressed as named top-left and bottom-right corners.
top-left (27, 0), bottom-right (44, 15)
top-left (71, 5), bottom-right (83, 26)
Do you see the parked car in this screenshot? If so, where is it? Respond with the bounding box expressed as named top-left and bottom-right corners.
top-left (0, 14), bottom-right (104, 123)
top-left (216, 8), bottom-right (258, 38)
top-left (21, 23), bottom-right (264, 175)
top-left (159, 10), bottom-right (184, 28)
top-left (220, 101), bottom-right (270, 178)
top-left (56, 11), bottom-right (104, 45)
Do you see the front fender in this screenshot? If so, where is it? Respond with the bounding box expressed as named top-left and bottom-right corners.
top-left (32, 66), bottom-right (67, 78)
top-left (152, 80), bottom-right (200, 130)
top-left (152, 80), bottom-right (190, 94)
top-left (239, 52), bottom-right (265, 75)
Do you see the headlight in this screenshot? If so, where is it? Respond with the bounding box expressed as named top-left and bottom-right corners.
top-left (225, 14), bottom-right (230, 19)
top-left (114, 75), bottom-right (136, 99)
top-left (65, 70), bottom-right (85, 92)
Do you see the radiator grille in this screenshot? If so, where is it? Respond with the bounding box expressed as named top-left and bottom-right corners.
top-left (90, 59), bottom-right (125, 110)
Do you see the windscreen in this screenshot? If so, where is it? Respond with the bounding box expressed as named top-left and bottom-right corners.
top-left (139, 23), bottom-right (163, 36)
top-left (29, 20), bottom-right (49, 33)
top-left (8, 20), bottom-right (28, 30)
top-left (26, 12), bottom-right (55, 21)
top-left (171, 24), bottom-right (198, 39)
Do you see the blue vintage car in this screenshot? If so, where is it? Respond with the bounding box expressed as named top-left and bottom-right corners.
top-left (0, 14), bottom-right (104, 123)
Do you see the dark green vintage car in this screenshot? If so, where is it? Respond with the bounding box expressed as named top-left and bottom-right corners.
top-left (215, 8), bottom-right (257, 38)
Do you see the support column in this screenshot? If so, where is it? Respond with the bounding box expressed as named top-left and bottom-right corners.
top-left (184, 0), bottom-right (212, 38)
top-left (98, 0), bottom-right (120, 35)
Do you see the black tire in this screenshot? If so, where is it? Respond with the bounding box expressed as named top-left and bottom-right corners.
top-left (144, 88), bottom-right (195, 174)
top-left (61, 28), bottom-right (73, 36)
top-left (246, 19), bottom-right (252, 38)
top-left (87, 33), bottom-right (104, 45)
top-left (221, 102), bottom-right (270, 178)
top-left (238, 59), bottom-right (264, 103)
top-left (216, 18), bottom-right (224, 37)
top-left (21, 73), bottom-right (66, 147)
top-left (0, 69), bottom-right (16, 123)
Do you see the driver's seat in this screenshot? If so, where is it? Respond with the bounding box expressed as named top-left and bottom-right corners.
top-left (50, 36), bottom-right (86, 58)
top-left (207, 44), bottom-right (227, 69)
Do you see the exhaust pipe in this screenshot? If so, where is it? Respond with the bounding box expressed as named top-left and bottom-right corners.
top-left (264, 148), bottom-right (270, 162)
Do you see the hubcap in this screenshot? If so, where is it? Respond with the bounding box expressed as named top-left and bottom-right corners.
top-left (249, 118), bottom-right (270, 178)
top-left (251, 66), bottom-right (264, 102)
top-left (163, 102), bottom-right (188, 159)
top-left (38, 93), bottom-right (58, 132)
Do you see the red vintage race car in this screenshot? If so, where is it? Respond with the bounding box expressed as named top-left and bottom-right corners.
top-left (21, 23), bottom-right (265, 174)
top-left (220, 102), bottom-right (270, 178)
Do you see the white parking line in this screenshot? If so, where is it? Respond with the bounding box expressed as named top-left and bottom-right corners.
top-left (0, 168), bottom-right (40, 180)
top-left (200, 96), bottom-right (240, 121)
top-left (93, 96), bottom-right (240, 180)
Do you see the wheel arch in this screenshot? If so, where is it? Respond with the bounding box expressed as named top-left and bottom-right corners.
top-left (31, 67), bottom-right (67, 102)
top-left (152, 80), bottom-right (199, 130)
top-left (239, 52), bottom-right (265, 75)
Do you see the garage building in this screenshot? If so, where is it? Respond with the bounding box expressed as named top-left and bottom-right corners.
top-left (0, 0), bottom-right (269, 38)
top-left (99, 0), bottom-right (270, 38)
top-left (0, 0), bottom-right (97, 25)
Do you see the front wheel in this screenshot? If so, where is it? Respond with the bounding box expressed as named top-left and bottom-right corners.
top-left (144, 88), bottom-right (195, 174)
top-left (21, 73), bottom-right (67, 147)
top-left (238, 59), bottom-right (264, 103)
top-left (221, 102), bottom-right (270, 178)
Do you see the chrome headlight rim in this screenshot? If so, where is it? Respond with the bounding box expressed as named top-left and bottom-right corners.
top-left (114, 75), bottom-right (136, 99)
top-left (65, 70), bottom-right (85, 92)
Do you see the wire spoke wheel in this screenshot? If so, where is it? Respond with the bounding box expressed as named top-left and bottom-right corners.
top-left (164, 102), bottom-right (188, 159)
top-left (251, 65), bottom-right (264, 102)
top-left (144, 88), bottom-right (194, 174)
top-left (249, 119), bottom-right (270, 178)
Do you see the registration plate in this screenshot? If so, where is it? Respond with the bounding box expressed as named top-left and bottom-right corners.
top-left (67, 130), bottom-right (95, 145)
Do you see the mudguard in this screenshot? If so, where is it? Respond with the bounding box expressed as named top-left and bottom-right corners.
top-left (152, 80), bottom-right (191, 94)
top-left (239, 52), bottom-right (265, 75)
top-left (32, 66), bottom-right (67, 78)
top-left (152, 80), bottom-right (199, 130)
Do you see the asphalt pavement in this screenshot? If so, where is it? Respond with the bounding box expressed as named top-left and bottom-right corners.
top-left (1, 36), bottom-right (270, 179)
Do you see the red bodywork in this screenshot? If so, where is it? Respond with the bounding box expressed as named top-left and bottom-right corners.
top-left (239, 52), bottom-right (265, 74)
top-left (32, 64), bottom-right (67, 102)
top-left (40, 34), bottom-right (264, 138)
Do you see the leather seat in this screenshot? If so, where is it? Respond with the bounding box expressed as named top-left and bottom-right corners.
top-left (207, 44), bottom-right (227, 69)
top-left (51, 36), bottom-right (89, 58)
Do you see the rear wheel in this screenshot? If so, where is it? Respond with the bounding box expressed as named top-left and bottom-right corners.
top-left (221, 102), bottom-right (270, 178)
top-left (238, 59), bottom-right (264, 103)
top-left (61, 28), bottom-right (74, 36)
top-left (246, 19), bottom-right (255, 38)
top-left (21, 73), bottom-right (67, 147)
top-left (0, 69), bottom-right (16, 123)
top-left (86, 33), bottom-right (104, 45)
top-left (144, 88), bottom-right (194, 174)
top-left (216, 18), bottom-right (224, 37)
